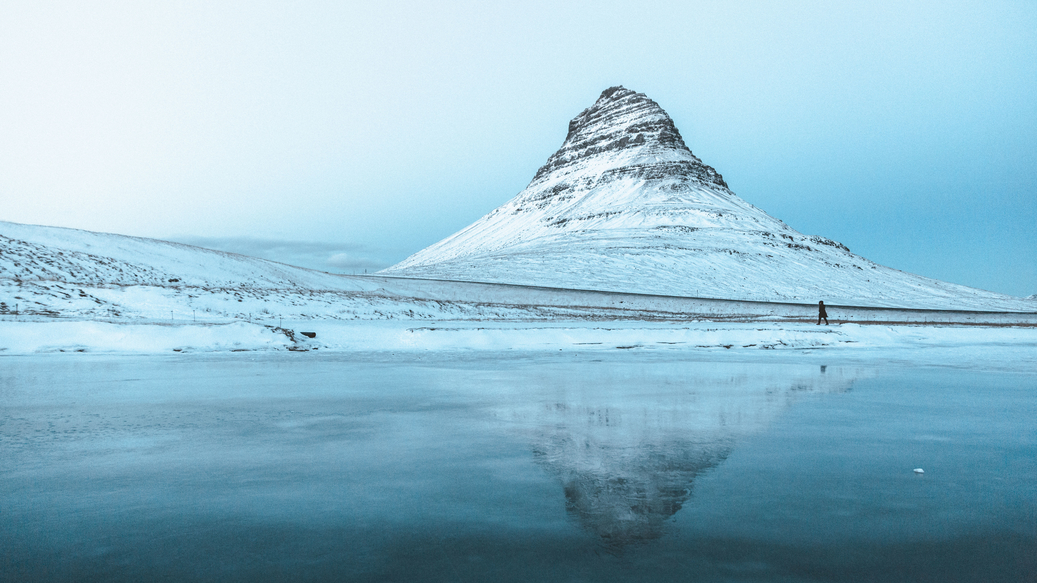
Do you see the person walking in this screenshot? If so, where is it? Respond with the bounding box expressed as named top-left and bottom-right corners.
top-left (817, 301), bottom-right (828, 325)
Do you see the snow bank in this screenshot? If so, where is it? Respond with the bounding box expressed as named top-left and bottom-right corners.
top-left (2, 320), bottom-right (1033, 372)
top-left (0, 321), bottom-right (291, 354)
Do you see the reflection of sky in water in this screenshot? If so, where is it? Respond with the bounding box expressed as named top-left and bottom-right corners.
top-left (1, 354), bottom-right (1033, 582)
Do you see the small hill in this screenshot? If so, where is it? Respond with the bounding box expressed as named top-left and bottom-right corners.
top-left (0, 220), bottom-right (368, 291)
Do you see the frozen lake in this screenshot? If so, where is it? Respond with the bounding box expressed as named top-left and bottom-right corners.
top-left (2, 352), bottom-right (1034, 582)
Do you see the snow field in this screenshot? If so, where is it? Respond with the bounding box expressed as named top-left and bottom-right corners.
top-left (2, 319), bottom-right (1034, 373)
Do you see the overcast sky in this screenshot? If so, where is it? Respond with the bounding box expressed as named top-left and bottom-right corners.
top-left (2, 1), bottom-right (1034, 296)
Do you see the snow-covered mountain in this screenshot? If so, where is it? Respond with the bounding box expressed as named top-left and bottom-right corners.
top-left (383, 86), bottom-right (1029, 311)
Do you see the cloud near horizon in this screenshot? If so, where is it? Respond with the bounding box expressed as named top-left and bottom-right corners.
top-left (170, 236), bottom-right (400, 273)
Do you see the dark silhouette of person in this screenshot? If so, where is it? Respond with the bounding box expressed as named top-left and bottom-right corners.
top-left (818, 301), bottom-right (828, 325)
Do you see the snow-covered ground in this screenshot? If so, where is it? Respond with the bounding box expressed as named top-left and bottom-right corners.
top-left (3, 216), bottom-right (1034, 364)
top-left (1, 318), bottom-right (1033, 374)
top-left (7, 219), bottom-right (1031, 327)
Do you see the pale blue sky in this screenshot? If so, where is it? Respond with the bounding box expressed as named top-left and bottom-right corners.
top-left (2, 1), bottom-right (1034, 295)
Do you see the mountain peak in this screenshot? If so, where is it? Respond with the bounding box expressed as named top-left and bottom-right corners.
top-left (566, 86), bottom-right (687, 150)
top-left (530, 85), bottom-right (724, 189)
top-left (381, 86), bottom-right (1028, 311)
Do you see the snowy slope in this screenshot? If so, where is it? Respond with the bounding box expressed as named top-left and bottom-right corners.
top-left (7, 220), bottom-right (787, 323)
top-left (0, 220), bottom-right (371, 291)
top-left (2, 220), bottom-right (1035, 355)
top-left (383, 87), bottom-right (1031, 311)
top-left (0, 220), bottom-right (467, 322)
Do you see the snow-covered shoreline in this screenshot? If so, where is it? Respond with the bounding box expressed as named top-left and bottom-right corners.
top-left (4, 217), bottom-right (1035, 369)
top-left (2, 319), bottom-right (1034, 372)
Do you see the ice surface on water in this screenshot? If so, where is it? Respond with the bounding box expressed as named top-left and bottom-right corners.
top-left (1, 353), bottom-right (1034, 582)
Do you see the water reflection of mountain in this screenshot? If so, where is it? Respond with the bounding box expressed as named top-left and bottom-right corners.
top-left (506, 362), bottom-right (864, 548)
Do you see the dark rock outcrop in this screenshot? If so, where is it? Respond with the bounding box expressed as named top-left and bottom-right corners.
top-left (530, 86), bottom-right (726, 189)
